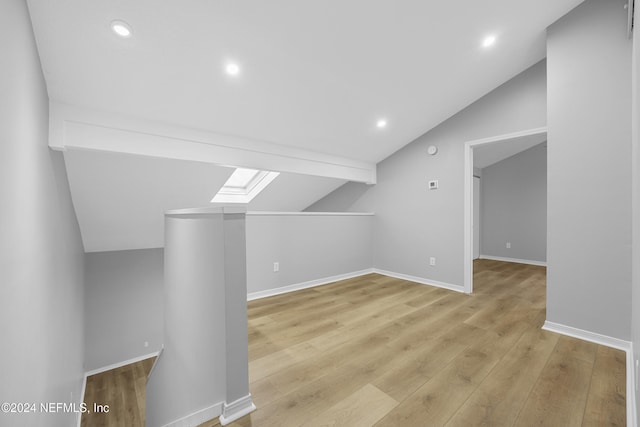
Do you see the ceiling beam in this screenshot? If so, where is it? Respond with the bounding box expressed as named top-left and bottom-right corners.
top-left (49, 102), bottom-right (377, 184)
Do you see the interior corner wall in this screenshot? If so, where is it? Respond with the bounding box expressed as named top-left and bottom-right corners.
top-left (85, 248), bottom-right (164, 372)
top-left (480, 143), bottom-right (547, 263)
top-left (0, 0), bottom-right (85, 425)
top-left (547, 0), bottom-right (632, 340)
top-left (316, 60), bottom-right (546, 286)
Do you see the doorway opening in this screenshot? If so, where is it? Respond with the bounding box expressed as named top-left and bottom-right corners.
top-left (463, 127), bottom-right (547, 293)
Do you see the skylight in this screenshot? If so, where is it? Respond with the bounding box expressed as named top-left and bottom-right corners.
top-left (211, 168), bottom-right (279, 204)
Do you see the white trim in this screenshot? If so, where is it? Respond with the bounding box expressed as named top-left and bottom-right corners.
top-left (628, 342), bottom-right (637, 427)
top-left (246, 211), bottom-right (375, 216)
top-left (77, 374), bottom-right (87, 427)
top-left (247, 269), bottom-right (375, 301)
top-left (219, 394), bottom-right (256, 426)
top-left (49, 102), bottom-right (376, 184)
top-left (84, 351), bottom-right (160, 377)
top-left (479, 255), bottom-right (547, 267)
top-left (463, 127), bottom-right (548, 294)
top-left (372, 268), bottom-right (465, 293)
top-left (542, 321), bottom-right (631, 352)
top-left (160, 402), bottom-right (223, 427)
top-left (542, 321), bottom-right (636, 426)
top-left (147, 346), bottom-right (163, 382)
top-left (166, 205), bottom-right (246, 216)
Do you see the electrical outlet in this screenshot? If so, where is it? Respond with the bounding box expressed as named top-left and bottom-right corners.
top-left (429, 257), bottom-right (436, 266)
top-left (273, 262), bottom-right (279, 272)
top-left (506, 242), bottom-right (511, 249)
top-left (144, 341), bottom-right (149, 348)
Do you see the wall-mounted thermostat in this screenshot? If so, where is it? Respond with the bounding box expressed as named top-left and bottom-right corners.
top-left (429, 180), bottom-right (439, 190)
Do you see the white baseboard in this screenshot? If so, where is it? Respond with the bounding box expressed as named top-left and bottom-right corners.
top-left (85, 351), bottom-right (161, 377)
top-left (479, 255), bottom-right (547, 267)
top-left (372, 268), bottom-right (465, 293)
top-left (219, 394), bottom-right (256, 426)
top-left (77, 374), bottom-right (87, 427)
top-left (542, 321), bottom-right (631, 352)
top-left (542, 321), bottom-right (636, 426)
top-left (247, 268), bottom-right (375, 301)
top-left (161, 402), bottom-right (223, 427)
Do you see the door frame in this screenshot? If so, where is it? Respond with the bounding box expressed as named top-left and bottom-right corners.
top-left (463, 127), bottom-right (547, 294)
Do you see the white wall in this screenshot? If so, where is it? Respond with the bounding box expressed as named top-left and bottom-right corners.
top-left (146, 214), bottom-right (228, 426)
top-left (0, 0), bottom-right (85, 425)
top-left (547, 0), bottom-right (632, 340)
top-left (84, 249), bottom-right (163, 371)
top-left (146, 209), bottom-right (253, 426)
top-left (631, 0), bottom-right (640, 415)
top-left (480, 143), bottom-right (547, 263)
top-left (305, 182), bottom-right (375, 212)
top-left (80, 213), bottom-right (373, 375)
top-left (246, 213), bottom-right (373, 297)
top-left (306, 60), bottom-right (546, 288)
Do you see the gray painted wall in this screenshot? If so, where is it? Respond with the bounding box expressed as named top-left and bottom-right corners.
top-left (246, 213), bottom-right (373, 295)
top-left (147, 209), bottom-right (252, 426)
top-left (631, 0), bottom-right (640, 410)
top-left (84, 249), bottom-right (163, 371)
top-left (82, 213), bottom-right (373, 374)
top-left (305, 182), bottom-right (375, 212)
top-left (307, 60), bottom-right (546, 287)
top-left (480, 143), bottom-right (547, 263)
top-left (0, 1), bottom-right (85, 425)
top-left (147, 214), bottom-right (228, 426)
top-left (547, 0), bottom-right (632, 340)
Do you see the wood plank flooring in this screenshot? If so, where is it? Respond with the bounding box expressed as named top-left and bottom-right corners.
top-left (81, 356), bottom-right (155, 427)
top-left (200, 260), bottom-right (625, 427)
top-left (81, 260), bottom-right (626, 426)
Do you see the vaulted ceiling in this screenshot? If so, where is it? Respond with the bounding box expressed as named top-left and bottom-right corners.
top-left (25, 0), bottom-right (583, 251)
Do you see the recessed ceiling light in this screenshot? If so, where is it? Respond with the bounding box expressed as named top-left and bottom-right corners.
top-left (376, 119), bottom-right (388, 129)
top-left (482, 35), bottom-right (497, 48)
top-left (111, 20), bottom-right (133, 38)
top-left (225, 62), bottom-right (241, 76)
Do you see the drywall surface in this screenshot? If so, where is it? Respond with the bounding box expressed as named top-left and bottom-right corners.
top-left (631, 0), bottom-right (640, 414)
top-left (146, 214), bottom-right (228, 426)
top-left (246, 213), bottom-right (373, 295)
top-left (316, 60), bottom-right (546, 286)
top-left (547, 0), bottom-right (632, 340)
top-left (480, 143), bottom-right (547, 263)
top-left (305, 181), bottom-right (376, 212)
top-left (84, 249), bottom-right (164, 371)
top-left (0, 0), bottom-right (85, 425)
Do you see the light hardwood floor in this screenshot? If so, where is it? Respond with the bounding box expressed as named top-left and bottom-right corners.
top-left (81, 356), bottom-right (155, 427)
top-left (200, 260), bottom-right (625, 427)
top-left (81, 260), bottom-right (626, 426)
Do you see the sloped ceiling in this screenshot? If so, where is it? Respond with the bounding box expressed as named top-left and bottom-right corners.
top-left (28, 0), bottom-right (581, 163)
top-left (27, 1), bottom-right (583, 251)
top-left (474, 133), bottom-right (547, 169)
top-left (64, 149), bottom-right (346, 252)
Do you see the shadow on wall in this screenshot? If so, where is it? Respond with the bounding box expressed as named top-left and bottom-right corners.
top-left (305, 181), bottom-right (374, 212)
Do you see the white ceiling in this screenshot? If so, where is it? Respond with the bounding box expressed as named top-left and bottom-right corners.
top-left (474, 133), bottom-right (547, 169)
top-left (26, 1), bottom-right (582, 252)
top-left (28, 0), bottom-right (581, 164)
top-left (64, 149), bottom-right (346, 252)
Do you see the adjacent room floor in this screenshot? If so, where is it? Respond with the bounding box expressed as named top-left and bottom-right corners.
top-left (82, 260), bottom-right (626, 426)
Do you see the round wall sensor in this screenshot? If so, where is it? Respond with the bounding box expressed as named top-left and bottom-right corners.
top-left (427, 145), bottom-right (438, 155)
